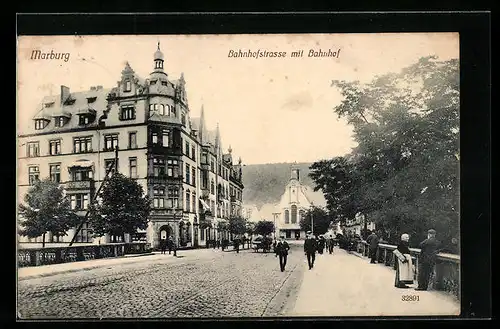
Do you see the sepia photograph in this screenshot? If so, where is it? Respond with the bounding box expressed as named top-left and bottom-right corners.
top-left (16, 32), bottom-right (460, 319)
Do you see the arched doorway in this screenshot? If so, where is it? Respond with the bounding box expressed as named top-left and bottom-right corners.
top-left (158, 225), bottom-right (172, 250)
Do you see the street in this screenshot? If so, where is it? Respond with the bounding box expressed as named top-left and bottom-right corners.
top-left (17, 243), bottom-right (460, 319)
top-left (17, 244), bottom-right (306, 319)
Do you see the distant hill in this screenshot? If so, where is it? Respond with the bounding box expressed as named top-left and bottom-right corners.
top-left (241, 162), bottom-right (317, 209)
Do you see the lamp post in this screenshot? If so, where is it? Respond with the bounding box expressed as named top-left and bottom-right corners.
top-left (310, 203), bottom-right (314, 236)
top-left (272, 212), bottom-right (280, 240)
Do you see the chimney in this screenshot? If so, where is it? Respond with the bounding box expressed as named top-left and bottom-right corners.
top-left (61, 85), bottom-right (70, 104)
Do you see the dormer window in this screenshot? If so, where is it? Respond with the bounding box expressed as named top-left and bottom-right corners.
top-left (64, 98), bottom-right (76, 106)
top-left (87, 97), bottom-right (97, 104)
top-left (161, 81), bottom-right (168, 86)
top-left (124, 80), bottom-right (131, 92)
top-left (45, 102), bottom-right (54, 108)
top-left (150, 80), bottom-right (157, 85)
top-left (55, 116), bottom-right (67, 127)
top-left (34, 119), bottom-right (48, 130)
top-left (79, 115), bottom-right (92, 126)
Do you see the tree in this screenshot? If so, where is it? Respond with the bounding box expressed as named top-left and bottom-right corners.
top-left (254, 220), bottom-right (275, 237)
top-left (87, 173), bottom-right (151, 242)
top-left (245, 221), bottom-right (255, 235)
top-left (228, 216), bottom-right (246, 236)
top-left (299, 206), bottom-right (331, 235)
top-left (18, 178), bottom-right (79, 247)
top-left (311, 56), bottom-right (459, 247)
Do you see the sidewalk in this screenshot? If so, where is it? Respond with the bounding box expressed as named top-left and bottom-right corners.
top-left (289, 248), bottom-right (460, 317)
top-left (17, 249), bottom-right (214, 281)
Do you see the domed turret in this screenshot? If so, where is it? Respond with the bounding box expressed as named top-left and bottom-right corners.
top-left (153, 42), bottom-right (164, 71)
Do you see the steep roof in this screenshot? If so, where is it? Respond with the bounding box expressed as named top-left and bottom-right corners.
top-left (20, 87), bottom-right (111, 136)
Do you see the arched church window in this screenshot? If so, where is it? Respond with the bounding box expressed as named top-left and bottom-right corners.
top-left (291, 205), bottom-right (298, 224)
top-left (285, 210), bottom-right (290, 224)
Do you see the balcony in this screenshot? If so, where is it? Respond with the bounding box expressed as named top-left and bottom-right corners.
top-left (65, 180), bottom-right (95, 191)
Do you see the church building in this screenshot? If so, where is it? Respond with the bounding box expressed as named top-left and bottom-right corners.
top-left (274, 164), bottom-right (318, 240)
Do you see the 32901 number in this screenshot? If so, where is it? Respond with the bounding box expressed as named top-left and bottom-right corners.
top-left (402, 295), bottom-right (420, 301)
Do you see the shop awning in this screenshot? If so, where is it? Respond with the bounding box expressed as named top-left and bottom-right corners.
top-left (69, 160), bottom-right (94, 168)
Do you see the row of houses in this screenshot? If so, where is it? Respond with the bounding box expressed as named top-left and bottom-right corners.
top-left (17, 43), bottom-right (244, 250)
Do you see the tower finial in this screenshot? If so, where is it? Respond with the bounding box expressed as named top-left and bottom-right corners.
top-left (157, 41), bottom-right (160, 50)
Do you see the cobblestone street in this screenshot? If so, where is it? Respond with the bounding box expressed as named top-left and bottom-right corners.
top-left (17, 245), bottom-right (306, 319)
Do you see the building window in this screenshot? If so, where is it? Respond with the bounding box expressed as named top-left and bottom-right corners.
top-left (34, 119), bottom-right (48, 130)
top-left (284, 210), bottom-right (290, 224)
top-left (171, 105), bottom-right (176, 117)
top-left (191, 146), bottom-right (196, 160)
top-left (55, 117), bottom-right (66, 127)
top-left (186, 191), bottom-right (191, 212)
top-left (70, 194), bottom-right (89, 210)
top-left (185, 164), bottom-right (190, 184)
top-left (104, 134), bottom-right (119, 151)
top-left (291, 205), bottom-right (298, 224)
top-left (191, 167), bottom-right (196, 186)
top-left (200, 228), bottom-right (205, 241)
top-left (153, 157), bottom-right (166, 177)
top-left (27, 142), bottom-right (39, 157)
top-left (192, 193), bottom-right (196, 213)
top-left (28, 166), bottom-right (39, 185)
top-left (185, 141), bottom-right (189, 155)
top-left (120, 106), bottom-right (135, 120)
top-left (150, 80), bottom-right (157, 85)
top-left (167, 159), bottom-right (179, 177)
top-left (73, 137), bottom-right (92, 153)
top-left (104, 159), bottom-right (117, 174)
top-left (129, 158), bottom-right (137, 178)
top-left (78, 115), bottom-right (91, 126)
top-left (124, 80), bottom-right (131, 92)
top-left (71, 168), bottom-right (93, 181)
top-left (153, 187), bottom-right (165, 208)
top-left (129, 132), bottom-right (137, 149)
top-left (210, 179), bottom-right (215, 195)
top-left (50, 164), bottom-right (61, 183)
top-left (87, 97), bottom-right (97, 104)
top-left (49, 140), bottom-right (61, 155)
top-left (162, 130), bottom-right (170, 147)
top-left (210, 160), bottom-right (215, 173)
top-left (161, 81), bottom-right (168, 86)
top-left (181, 113), bottom-right (186, 126)
top-left (152, 131), bottom-right (158, 144)
top-left (75, 222), bottom-right (92, 243)
top-left (168, 187), bottom-right (179, 209)
top-left (159, 104), bottom-right (165, 116)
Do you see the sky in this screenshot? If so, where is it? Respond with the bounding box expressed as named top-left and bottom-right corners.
top-left (17, 33), bottom-right (459, 165)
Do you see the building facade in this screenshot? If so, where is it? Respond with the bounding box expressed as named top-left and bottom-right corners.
top-left (17, 43), bottom-right (244, 249)
top-left (274, 165), bottom-right (315, 240)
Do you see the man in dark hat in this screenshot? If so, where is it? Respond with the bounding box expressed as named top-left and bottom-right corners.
top-left (416, 229), bottom-right (441, 291)
top-left (304, 231), bottom-right (317, 270)
top-left (275, 235), bottom-right (290, 272)
top-left (366, 230), bottom-right (380, 264)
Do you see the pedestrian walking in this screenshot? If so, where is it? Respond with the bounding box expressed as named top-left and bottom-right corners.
top-left (317, 236), bottom-right (325, 254)
top-left (304, 231), bottom-right (317, 270)
top-left (366, 230), bottom-right (379, 263)
top-left (416, 229), bottom-right (441, 291)
top-left (275, 235), bottom-right (290, 272)
top-left (160, 238), bottom-right (167, 254)
top-left (393, 233), bottom-right (414, 288)
top-left (233, 237), bottom-right (240, 253)
top-left (328, 235), bottom-right (335, 254)
top-left (167, 236), bottom-right (177, 256)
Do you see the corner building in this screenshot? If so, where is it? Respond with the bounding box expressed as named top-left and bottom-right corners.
top-left (17, 43), bottom-right (244, 249)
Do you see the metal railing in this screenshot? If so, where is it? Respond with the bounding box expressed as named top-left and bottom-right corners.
top-left (356, 241), bottom-right (460, 298)
top-left (17, 242), bottom-right (149, 268)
